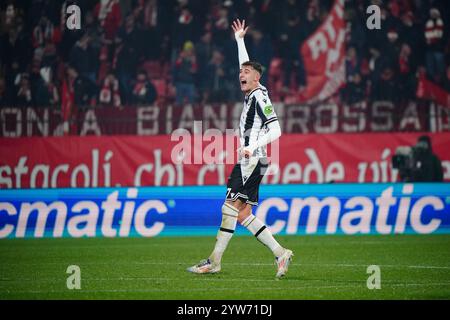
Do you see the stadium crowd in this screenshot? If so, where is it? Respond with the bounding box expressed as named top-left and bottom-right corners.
top-left (0, 0), bottom-right (449, 109)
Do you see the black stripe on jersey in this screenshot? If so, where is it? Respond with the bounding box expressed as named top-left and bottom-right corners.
top-left (244, 97), bottom-right (257, 147)
top-left (264, 117), bottom-right (278, 126)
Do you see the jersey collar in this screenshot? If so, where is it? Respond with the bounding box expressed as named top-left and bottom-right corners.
top-left (245, 84), bottom-right (263, 102)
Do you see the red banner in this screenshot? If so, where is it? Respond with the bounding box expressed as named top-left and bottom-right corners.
top-left (299, 0), bottom-right (346, 103)
top-left (417, 75), bottom-right (450, 108)
top-left (1, 132), bottom-right (449, 189)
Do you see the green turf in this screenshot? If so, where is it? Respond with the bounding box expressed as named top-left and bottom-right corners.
top-left (0, 234), bottom-right (449, 299)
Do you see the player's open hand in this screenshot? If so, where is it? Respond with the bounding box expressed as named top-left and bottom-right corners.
top-left (232, 19), bottom-right (249, 40)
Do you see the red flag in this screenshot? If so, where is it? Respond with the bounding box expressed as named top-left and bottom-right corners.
top-left (416, 75), bottom-right (450, 108)
top-left (299, 0), bottom-right (346, 103)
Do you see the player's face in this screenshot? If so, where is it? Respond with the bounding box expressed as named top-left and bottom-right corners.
top-left (239, 66), bottom-right (260, 93)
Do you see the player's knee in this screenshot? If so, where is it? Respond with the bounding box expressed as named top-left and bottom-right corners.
top-left (237, 206), bottom-right (252, 224)
top-left (225, 200), bottom-right (243, 212)
top-left (222, 202), bottom-right (239, 218)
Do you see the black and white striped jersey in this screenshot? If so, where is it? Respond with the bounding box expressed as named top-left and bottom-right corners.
top-left (239, 84), bottom-right (278, 159)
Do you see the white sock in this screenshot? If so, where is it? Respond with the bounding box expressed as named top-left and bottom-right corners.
top-left (242, 214), bottom-right (285, 258)
top-left (210, 203), bottom-right (239, 264)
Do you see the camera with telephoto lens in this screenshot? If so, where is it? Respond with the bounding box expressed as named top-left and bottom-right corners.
top-left (392, 146), bottom-right (415, 169)
top-left (392, 141), bottom-right (429, 181)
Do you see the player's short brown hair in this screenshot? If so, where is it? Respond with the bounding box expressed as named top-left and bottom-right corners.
top-left (242, 61), bottom-right (264, 75)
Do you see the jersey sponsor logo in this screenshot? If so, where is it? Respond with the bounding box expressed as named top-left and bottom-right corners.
top-left (264, 105), bottom-right (273, 116)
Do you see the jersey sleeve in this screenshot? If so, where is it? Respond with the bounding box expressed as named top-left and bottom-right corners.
top-left (236, 37), bottom-right (250, 68)
top-left (254, 91), bottom-right (278, 126)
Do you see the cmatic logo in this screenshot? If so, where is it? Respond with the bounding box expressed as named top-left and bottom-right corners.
top-left (0, 184), bottom-right (448, 238)
top-left (0, 188), bottom-right (168, 238)
top-left (256, 184), bottom-right (448, 235)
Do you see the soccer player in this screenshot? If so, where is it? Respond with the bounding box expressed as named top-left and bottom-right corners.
top-left (188, 19), bottom-right (293, 278)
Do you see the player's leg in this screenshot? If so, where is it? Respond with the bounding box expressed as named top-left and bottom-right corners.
top-left (238, 203), bottom-right (285, 257)
top-left (208, 163), bottom-right (248, 266)
top-left (187, 164), bottom-right (244, 274)
top-left (239, 203), bottom-right (293, 278)
top-left (208, 200), bottom-right (243, 264)
top-left (186, 199), bottom-right (244, 274)
top-left (239, 161), bottom-right (294, 278)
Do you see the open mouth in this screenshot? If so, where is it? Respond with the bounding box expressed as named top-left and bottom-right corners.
top-left (240, 80), bottom-right (247, 85)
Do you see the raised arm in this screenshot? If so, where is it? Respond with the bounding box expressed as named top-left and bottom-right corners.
top-left (232, 19), bottom-right (250, 67)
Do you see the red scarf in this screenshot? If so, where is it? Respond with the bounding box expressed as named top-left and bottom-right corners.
top-left (33, 23), bottom-right (54, 47)
top-left (99, 77), bottom-right (121, 107)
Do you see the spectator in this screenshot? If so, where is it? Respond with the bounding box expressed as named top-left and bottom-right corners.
top-left (1, 3), bottom-right (18, 31)
top-left (380, 28), bottom-right (401, 71)
top-left (32, 15), bottom-right (60, 49)
top-left (67, 66), bottom-right (97, 110)
top-left (424, 8), bottom-right (445, 82)
top-left (305, 0), bottom-right (321, 35)
top-left (342, 73), bottom-right (365, 104)
top-left (172, 5), bottom-right (196, 52)
top-left (61, 67), bottom-right (75, 135)
top-left (196, 31), bottom-right (214, 98)
top-left (371, 67), bottom-right (398, 101)
top-left (212, 6), bottom-right (230, 44)
top-left (114, 14), bottom-right (143, 103)
top-left (130, 70), bottom-right (157, 105)
top-left (0, 77), bottom-right (12, 107)
top-left (99, 72), bottom-right (122, 107)
top-left (173, 40), bottom-right (198, 105)
top-left (278, 1), bottom-right (306, 93)
top-left (443, 66), bottom-right (450, 93)
top-left (202, 49), bottom-right (229, 103)
top-left (33, 67), bottom-right (59, 108)
top-left (15, 73), bottom-right (33, 107)
top-left (346, 5), bottom-right (367, 54)
top-left (248, 29), bottom-right (273, 84)
top-left (195, 31), bottom-right (213, 73)
top-left (2, 27), bottom-right (30, 86)
top-left (58, 2), bottom-right (85, 62)
top-left (138, 0), bottom-right (165, 60)
top-left (399, 11), bottom-right (423, 55)
top-left (346, 46), bottom-right (360, 83)
top-left (367, 47), bottom-right (383, 85)
top-left (69, 32), bottom-right (98, 84)
top-left (398, 43), bottom-right (417, 100)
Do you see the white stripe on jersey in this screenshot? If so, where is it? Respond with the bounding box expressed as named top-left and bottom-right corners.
top-left (239, 84), bottom-right (278, 159)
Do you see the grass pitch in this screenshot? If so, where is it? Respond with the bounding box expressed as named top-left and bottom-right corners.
top-left (0, 234), bottom-right (449, 300)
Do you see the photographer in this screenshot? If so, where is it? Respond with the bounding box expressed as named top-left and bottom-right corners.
top-left (394, 135), bottom-right (444, 182)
